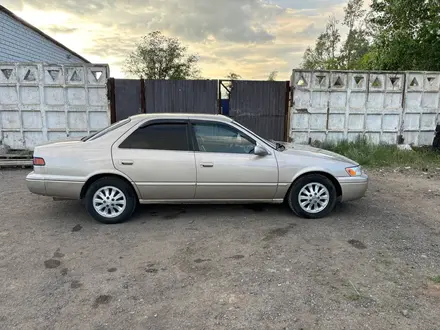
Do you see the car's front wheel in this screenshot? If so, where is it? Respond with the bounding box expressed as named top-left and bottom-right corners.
top-left (287, 174), bottom-right (337, 218)
top-left (85, 177), bottom-right (137, 224)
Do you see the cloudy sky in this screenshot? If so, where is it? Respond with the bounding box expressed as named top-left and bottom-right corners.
top-left (3, 0), bottom-right (349, 80)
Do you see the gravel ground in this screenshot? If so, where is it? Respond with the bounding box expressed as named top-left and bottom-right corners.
top-left (0, 169), bottom-right (439, 330)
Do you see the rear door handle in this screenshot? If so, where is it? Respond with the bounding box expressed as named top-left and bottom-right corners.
top-left (200, 162), bottom-right (214, 168)
top-left (121, 160), bottom-right (134, 165)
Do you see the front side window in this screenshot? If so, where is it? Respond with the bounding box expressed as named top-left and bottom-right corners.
top-left (192, 122), bottom-right (256, 154)
top-left (232, 120), bottom-right (276, 150)
top-left (119, 123), bottom-right (189, 151)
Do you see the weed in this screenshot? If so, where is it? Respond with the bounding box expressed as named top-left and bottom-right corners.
top-left (312, 136), bottom-right (440, 169)
top-left (429, 276), bottom-right (440, 284)
top-left (345, 294), bottom-right (361, 301)
top-left (378, 258), bottom-right (393, 266)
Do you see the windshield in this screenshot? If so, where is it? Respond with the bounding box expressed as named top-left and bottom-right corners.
top-left (232, 120), bottom-right (277, 149)
top-left (81, 118), bottom-right (131, 142)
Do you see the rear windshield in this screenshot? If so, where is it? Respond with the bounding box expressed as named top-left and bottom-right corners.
top-left (81, 118), bottom-right (131, 142)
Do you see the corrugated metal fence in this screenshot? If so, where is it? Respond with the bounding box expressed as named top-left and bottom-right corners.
top-left (229, 81), bottom-right (290, 141)
top-left (145, 80), bottom-right (218, 114)
top-left (111, 78), bottom-right (143, 122)
top-left (109, 79), bottom-right (290, 141)
top-left (109, 79), bottom-right (219, 121)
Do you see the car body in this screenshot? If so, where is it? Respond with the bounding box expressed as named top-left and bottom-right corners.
top-left (26, 113), bottom-right (368, 223)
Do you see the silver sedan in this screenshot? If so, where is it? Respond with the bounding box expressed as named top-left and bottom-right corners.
top-left (26, 113), bottom-right (368, 224)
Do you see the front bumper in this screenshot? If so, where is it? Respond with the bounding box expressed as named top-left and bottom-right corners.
top-left (338, 174), bottom-right (369, 202)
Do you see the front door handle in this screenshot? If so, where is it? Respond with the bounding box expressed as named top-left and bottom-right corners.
top-left (200, 162), bottom-right (214, 168)
top-left (121, 160), bottom-right (134, 165)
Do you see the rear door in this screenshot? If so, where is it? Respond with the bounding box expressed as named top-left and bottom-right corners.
top-left (112, 119), bottom-right (197, 200)
top-left (190, 120), bottom-right (279, 200)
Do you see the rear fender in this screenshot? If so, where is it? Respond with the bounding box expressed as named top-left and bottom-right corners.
top-left (82, 169), bottom-right (141, 200)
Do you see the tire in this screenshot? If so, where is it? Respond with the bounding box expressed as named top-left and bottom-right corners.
top-left (85, 177), bottom-right (137, 224)
top-left (287, 174), bottom-right (337, 219)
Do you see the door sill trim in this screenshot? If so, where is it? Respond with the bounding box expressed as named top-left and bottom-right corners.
top-left (139, 199), bottom-right (284, 204)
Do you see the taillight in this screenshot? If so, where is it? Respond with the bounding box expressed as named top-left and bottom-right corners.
top-left (33, 157), bottom-right (45, 166)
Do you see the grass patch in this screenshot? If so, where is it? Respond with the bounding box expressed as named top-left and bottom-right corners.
top-left (345, 294), bottom-right (361, 301)
top-left (378, 258), bottom-right (393, 267)
top-left (313, 136), bottom-right (440, 169)
top-left (430, 276), bottom-right (440, 284)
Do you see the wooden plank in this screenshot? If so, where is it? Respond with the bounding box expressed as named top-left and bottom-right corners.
top-left (0, 159), bottom-right (33, 167)
top-left (0, 154), bottom-right (33, 159)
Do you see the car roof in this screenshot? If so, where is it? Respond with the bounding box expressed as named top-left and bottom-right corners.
top-left (128, 113), bottom-right (233, 123)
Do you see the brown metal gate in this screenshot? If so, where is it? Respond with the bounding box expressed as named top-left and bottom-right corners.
top-left (108, 78), bottom-right (145, 122)
top-left (108, 79), bottom-right (218, 122)
top-left (144, 80), bottom-right (218, 114)
top-left (228, 80), bottom-right (290, 141)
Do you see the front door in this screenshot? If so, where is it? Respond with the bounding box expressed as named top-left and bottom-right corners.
top-left (191, 121), bottom-right (278, 200)
top-left (112, 120), bottom-right (196, 200)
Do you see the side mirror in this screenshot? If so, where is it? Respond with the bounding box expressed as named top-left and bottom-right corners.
top-left (254, 145), bottom-right (268, 156)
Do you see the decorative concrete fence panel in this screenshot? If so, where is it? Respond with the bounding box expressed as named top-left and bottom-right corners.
top-left (290, 70), bottom-right (440, 146)
top-left (0, 63), bottom-right (110, 150)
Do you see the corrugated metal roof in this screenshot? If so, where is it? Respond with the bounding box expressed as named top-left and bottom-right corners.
top-left (0, 4), bottom-right (90, 63)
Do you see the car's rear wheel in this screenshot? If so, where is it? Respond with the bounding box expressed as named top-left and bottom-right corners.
top-left (287, 174), bottom-right (337, 218)
top-left (85, 177), bottom-right (137, 224)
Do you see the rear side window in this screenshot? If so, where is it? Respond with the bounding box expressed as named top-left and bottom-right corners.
top-left (119, 123), bottom-right (190, 151)
top-left (83, 118), bottom-right (131, 142)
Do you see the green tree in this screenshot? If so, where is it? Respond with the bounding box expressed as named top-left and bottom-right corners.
top-left (226, 72), bottom-right (241, 80)
top-left (365, 0), bottom-right (440, 71)
top-left (124, 31), bottom-right (200, 79)
top-left (301, 16), bottom-right (341, 69)
top-left (301, 0), bottom-right (370, 70)
top-left (268, 71), bottom-right (278, 81)
top-left (225, 72), bottom-right (241, 91)
top-left (340, 0), bottom-right (370, 69)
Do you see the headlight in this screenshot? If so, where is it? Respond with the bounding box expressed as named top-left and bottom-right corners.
top-left (346, 166), bottom-right (362, 177)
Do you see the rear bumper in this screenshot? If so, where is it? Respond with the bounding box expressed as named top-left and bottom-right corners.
top-left (338, 174), bottom-right (369, 202)
top-left (26, 172), bottom-right (83, 199)
top-left (26, 172), bottom-right (47, 195)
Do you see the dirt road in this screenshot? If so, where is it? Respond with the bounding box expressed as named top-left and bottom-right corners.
top-left (0, 169), bottom-right (439, 330)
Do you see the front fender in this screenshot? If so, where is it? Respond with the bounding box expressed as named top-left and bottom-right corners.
top-left (289, 166), bottom-right (337, 183)
top-left (274, 166), bottom-right (342, 200)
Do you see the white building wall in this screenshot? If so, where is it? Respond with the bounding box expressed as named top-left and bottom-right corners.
top-left (0, 11), bottom-right (85, 63)
top-left (0, 63), bottom-right (110, 150)
top-left (290, 70), bottom-right (440, 146)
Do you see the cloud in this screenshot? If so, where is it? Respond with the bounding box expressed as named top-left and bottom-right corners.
top-left (45, 26), bottom-right (77, 34)
top-left (1, 0), bottom-right (350, 79)
top-left (272, 0), bottom-right (345, 10)
top-left (213, 43), bottom-right (304, 58)
top-left (2, 0), bottom-right (115, 15)
top-left (8, 0), bottom-right (285, 43)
